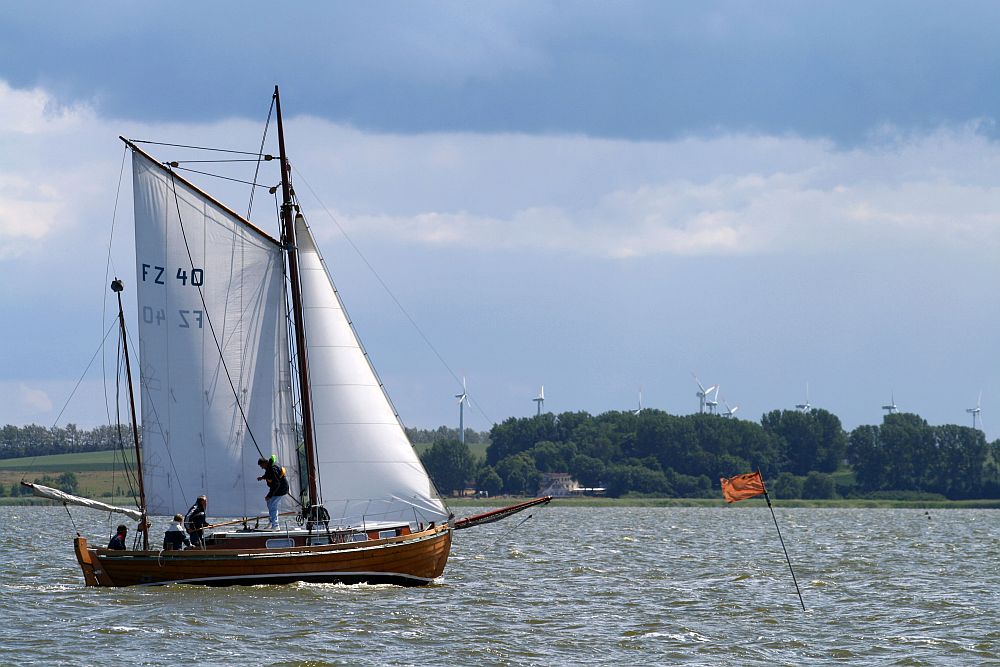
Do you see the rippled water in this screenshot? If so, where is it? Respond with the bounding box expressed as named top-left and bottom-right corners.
top-left (2, 505), bottom-right (999, 665)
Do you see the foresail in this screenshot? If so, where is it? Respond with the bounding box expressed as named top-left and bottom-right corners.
top-left (131, 149), bottom-right (299, 518)
top-left (295, 214), bottom-right (449, 526)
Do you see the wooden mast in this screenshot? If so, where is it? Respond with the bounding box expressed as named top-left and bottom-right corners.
top-left (112, 278), bottom-right (148, 550)
top-left (274, 85), bottom-right (319, 508)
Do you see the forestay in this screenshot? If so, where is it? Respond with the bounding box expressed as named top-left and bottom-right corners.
top-left (294, 213), bottom-right (449, 526)
top-left (132, 149), bottom-right (299, 517)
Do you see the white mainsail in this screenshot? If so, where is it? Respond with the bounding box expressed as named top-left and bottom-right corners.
top-left (132, 149), bottom-right (299, 517)
top-left (295, 213), bottom-right (449, 525)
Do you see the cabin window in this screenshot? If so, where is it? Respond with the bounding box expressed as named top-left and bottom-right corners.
top-left (350, 533), bottom-right (368, 542)
top-left (378, 529), bottom-right (397, 539)
top-left (265, 538), bottom-right (294, 548)
top-left (307, 537), bottom-right (330, 546)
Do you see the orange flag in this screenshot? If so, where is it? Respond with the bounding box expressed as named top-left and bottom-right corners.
top-left (720, 471), bottom-right (766, 503)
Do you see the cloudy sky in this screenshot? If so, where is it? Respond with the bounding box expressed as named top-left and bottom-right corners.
top-left (3, 1), bottom-right (1000, 440)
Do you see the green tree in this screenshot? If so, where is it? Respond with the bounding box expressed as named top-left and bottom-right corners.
top-left (57, 471), bottom-right (78, 494)
top-left (801, 471), bottom-right (836, 499)
top-left (666, 470), bottom-right (712, 497)
top-left (771, 472), bottom-right (803, 499)
top-left (529, 440), bottom-right (579, 472)
top-left (419, 439), bottom-right (475, 496)
top-left (569, 454), bottom-right (606, 487)
top-left (880, 413), bottom-right (935, 491)
top-left (762, 410), bottom-right (820, 475)
top-left (476, 466), bottom-right (503, 497)
top-left (605, 464), bottom-right (672, 497)
top-left (496, 453), bottom-right (541, 495)
top-left (847, 424), bottom-right (885, 492)
top-left (487, 414), bottom-right (560, 465)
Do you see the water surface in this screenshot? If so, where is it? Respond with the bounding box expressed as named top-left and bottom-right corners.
top-left (2, 505), bottom-right (998, 665)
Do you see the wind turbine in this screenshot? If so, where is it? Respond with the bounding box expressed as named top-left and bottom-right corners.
top-left (692, 373), bottom-right (718, 414)
top-left (795, 382), bottom-right (812, 412)
top-left (706, 384), bottom-right (720, 414)
top-left (881, 393), bottom-right (898, 415)
top-left (533, 385), bottom-right (545, 416)
top-left (455, 377), bottom-right (468, 445)
top-left (633, 388), bottom-right (644, 416)
top-left (967, 391), bottom-right (983, 430)
top-left (721, 398), bottom-right (740, 418)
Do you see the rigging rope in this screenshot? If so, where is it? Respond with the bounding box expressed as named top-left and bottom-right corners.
top-left (131, 140), bottom-right (267, 156)
top-left (102, 146), bottom-right (128, 429)
top-left (479, 513), bottom-right (535, 556)
top-left (247, 95), bottom-right (276, 227)
top-left (166, 165), bottom-right (276, 189)
top-left (167, 158), bottom-right (274, 164)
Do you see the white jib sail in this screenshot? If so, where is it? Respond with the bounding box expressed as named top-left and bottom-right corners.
top-left (132, 149), bottom-right (299, 518)
top-left (295, 213), bottom-right (449, 526)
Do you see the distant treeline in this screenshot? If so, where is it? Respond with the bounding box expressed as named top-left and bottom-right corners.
top-left (405, 425), bottom-right (488, 445)
top-left (8, 410), bottom-right (999, 501)
top-left (0, 424), bottom-right (132, 460)
top-left (419, 409), bottom-right (1000, 500)
top-left (0, 423), bottom-right (487, 459)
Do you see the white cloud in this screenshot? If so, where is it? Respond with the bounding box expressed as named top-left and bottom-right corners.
top-left (6, 80), bottom-right (1000, 264)
top-left (18, 383), bottom-right (52, 413)
top-left (0, 82), bottom-right (104, 258)
top-left (289, 120), bottom-right (1000, 259)
top-left (0, 80), bottom-right (90, 134)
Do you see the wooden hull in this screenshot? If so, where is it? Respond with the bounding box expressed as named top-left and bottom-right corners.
top-left (75, 525), bottom-right (452, 587)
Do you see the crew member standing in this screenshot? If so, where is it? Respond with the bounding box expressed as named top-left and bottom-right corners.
top-left (257, 456), bottom-right (289, 530)
top-left (184, 495), bottom-right (208, 548)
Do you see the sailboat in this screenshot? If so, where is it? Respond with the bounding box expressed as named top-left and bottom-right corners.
top-left (27, 87), bottom-right (549, 587)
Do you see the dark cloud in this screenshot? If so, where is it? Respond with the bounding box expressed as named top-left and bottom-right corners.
top-left (5, 2), bottom-right (1000, 142)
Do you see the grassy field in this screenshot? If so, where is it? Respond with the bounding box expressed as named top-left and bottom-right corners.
top-left (0, 450), bottom-right (134, 472)
top-left (0, 450), bottom-right (137, 502)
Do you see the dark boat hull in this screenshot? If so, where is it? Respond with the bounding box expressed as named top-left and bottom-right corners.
top-left (75, 525), bottom-right (452, 587)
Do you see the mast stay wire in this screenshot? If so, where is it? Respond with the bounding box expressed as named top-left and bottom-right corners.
top-left (102, 146), bottom-right (128, 431)
top-left (290, 167), bottom-right (495, 427)
top-left (166, 165), bottom-right (277, 190)
top-left (246, 95), bottom-right (276, 229)
top-left (101, 146), bottom-right (143, 516)
top-left (131, 140), bottom-right (268, 156)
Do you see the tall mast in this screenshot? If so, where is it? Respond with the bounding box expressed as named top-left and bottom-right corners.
top-left (112, 278), bottom-right (148, 550)
top-left (274, 85), bottom-right (319, 508)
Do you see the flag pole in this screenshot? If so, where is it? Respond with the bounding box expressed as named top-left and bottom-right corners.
top-left (760, 472), bottom-right (805, 611)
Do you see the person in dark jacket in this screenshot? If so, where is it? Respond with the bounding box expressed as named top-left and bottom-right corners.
top-left (163, 513), bottom-right (190, 550)
top-left (184, 495), bottom-right (208, 547)
top-left (257, 456), bottom-right (289, 530)
top-left (108, 524), bottom-right (128, 550)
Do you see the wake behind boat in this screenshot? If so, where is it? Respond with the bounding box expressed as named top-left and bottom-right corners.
top-left (34, 87), bottom-right (548, 587)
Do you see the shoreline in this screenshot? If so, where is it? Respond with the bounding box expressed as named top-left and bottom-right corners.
top-left (5, 495), bottom-right (999, 510)
top-left (446, 496), bottom-right (1000, 509)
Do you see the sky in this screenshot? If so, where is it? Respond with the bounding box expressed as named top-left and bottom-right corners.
top-left (3, 1), bottom-right (1000, 440)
